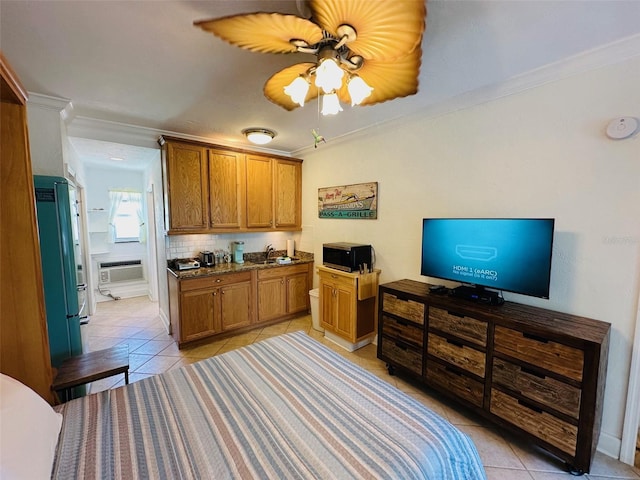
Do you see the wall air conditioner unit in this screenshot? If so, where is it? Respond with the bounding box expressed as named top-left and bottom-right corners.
top-left (98, 260), bottom-right (144, 284)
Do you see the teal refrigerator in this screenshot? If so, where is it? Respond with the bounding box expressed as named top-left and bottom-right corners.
top-left (33, 176), bottom-right (84, 374)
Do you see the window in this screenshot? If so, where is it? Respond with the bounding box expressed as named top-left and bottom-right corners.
top-left (108, 191), bottom-right (144, 243)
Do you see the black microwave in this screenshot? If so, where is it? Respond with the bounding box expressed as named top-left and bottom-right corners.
top-left (323, 243), bottom-right (372, 273)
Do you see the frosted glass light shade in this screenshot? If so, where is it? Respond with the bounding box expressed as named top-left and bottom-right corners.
top-left (321, 92), bottom-right (343, 115)
top-left (348, 76), bottom-right (374, 106)
top-left (314, 58), bottom-right (344, 94)
top-left (243, 128), bottom-right (276, 144)
top-left (283, 76), bottom-right (310, 106)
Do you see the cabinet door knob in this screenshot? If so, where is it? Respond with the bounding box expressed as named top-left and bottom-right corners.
top-left (216, 278), bottom-right (221, 283)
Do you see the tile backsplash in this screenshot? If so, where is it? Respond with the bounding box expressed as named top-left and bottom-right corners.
top-left (166, 232), bottom-right (300, 260)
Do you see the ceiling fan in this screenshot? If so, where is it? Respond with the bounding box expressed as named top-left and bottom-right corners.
top-left (195, 0), bottom-right (427, 116)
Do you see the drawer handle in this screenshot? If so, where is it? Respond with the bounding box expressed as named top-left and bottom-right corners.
top-left (523, 332), bottom-right (549, 344)
top-left (395, 342), bottom-right (407, 351)
top-left (215, 278), bottom-right (222, 283)
top-left (396, 320), bottom-right (409, 327)
top-left (521, 366), bottom-right (546, 379)
top-left (517, 399), bottom-right (543, 414)
top-left (446, 338), bottom-right (464, 348)
top-left (448, 311), bottom-right (465, 318)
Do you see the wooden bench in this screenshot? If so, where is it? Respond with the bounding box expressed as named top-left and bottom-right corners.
top-left (52, 345), bottom-right (129, 401)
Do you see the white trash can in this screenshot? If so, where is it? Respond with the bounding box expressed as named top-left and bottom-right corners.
top-left (309, 288), bottom-right (323, 332)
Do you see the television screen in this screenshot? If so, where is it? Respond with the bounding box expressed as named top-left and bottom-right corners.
top-left (421, 218), bottom-right (555, 299)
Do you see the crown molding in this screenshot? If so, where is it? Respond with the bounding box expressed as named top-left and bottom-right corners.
top-left (27, 92), bottom-right (74, 121)
top-left (67, 116), bottom-right (163, 150)
top-left (27, 92), bottom-right (71, 110)
top-left (67, 116), bottom-right (292, 156)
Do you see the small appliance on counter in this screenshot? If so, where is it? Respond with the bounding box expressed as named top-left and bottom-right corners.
top-left (323, 242), bottom-right (373, 273)
top-left (232, 241), bottom-right (244, 264)
top-left (199, 251), bottom-right (214, 267)
top-left (174, 258), bottom-right (200, 270)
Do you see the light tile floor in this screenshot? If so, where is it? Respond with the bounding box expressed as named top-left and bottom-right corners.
top-left (87, 296), bottom-right (640, 480)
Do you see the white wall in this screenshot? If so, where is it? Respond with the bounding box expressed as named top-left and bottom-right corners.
top-left (301, 57), bottom-right (640, 456)
top-left (26, 94), bottom-right (69, 177)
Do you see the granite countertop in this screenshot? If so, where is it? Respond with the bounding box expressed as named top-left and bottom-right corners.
top-left (167, 251), bottom-right (314, 280)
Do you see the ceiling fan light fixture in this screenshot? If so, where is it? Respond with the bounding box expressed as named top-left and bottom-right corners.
top-left (347, 76), bottom-right (373, 106)
top-left (321, 92), bottom-right (343, 116)
top-left (284, 75), bottom-right (310, 107)
top-left (243, 128), bottom-right (276, 145)
top-left (314, 48), bottom-right (344, 93)
top-left (196, 0), bottom-right (426, 115)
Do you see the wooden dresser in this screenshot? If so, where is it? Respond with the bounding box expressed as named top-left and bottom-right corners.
top-left (378, 279), bottom-right (610, 475)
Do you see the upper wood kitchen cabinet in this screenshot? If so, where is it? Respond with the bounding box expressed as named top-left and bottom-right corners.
top-left (208, 148), bottom-right (244, 230)
top-left (274, 158), bottom-right (302, 229)
top-left (245, 155), bottom-right (302, 230)
top-left (245, 154), bottom-right (273, 229)
top-left (160, 136), bottom-right (302, 234)
top-left (161, 140), bottom-right (209, 232)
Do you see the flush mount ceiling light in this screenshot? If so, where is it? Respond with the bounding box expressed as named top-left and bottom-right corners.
top-left (243, 128), bottom-right (276, 145)
top-left (195, 0), bottom-right (426, 116)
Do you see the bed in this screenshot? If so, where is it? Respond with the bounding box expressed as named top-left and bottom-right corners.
top-left (1, 331), bottom-right (486, 479)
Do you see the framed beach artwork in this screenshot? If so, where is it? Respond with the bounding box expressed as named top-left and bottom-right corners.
top-left (318, 182), bottom-right (378, 219)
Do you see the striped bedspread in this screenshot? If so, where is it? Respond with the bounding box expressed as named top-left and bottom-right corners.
top-left (52, 331), bottom-right (486, 479)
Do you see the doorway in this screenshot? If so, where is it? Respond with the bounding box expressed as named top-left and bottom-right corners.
top-left (146, 186), bottom-right (159, 302)
top-left (620, 274), bottom-right (640, 466)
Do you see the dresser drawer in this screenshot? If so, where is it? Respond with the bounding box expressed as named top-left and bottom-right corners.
top-left (381, 314), bottom-right (423, 348)
top-left (428, 333), bottom-right (486, 378)
top-left (382, 292), bottom-right (425, 325)
top-left (380, 337), bottom-right (422, 375)
top-left (490, 389), bottom-right (578, 456)
top-left (493, 358), bottom-right (581, 419)
top-left (426, 361), bottom-right (484, 408)
top-left (429, 307), bottom-right (488, 347)
top-left (180, 271), bottom-right (252, 292)
top-left (494, 326), bottom-right (584, 382)
top-left (319, 270), bottom-right (357, 289)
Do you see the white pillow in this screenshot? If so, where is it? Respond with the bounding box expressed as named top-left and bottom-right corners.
top-left (0, 373), bottom-right (63, 479)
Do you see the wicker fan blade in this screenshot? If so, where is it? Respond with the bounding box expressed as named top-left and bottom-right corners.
top-left (338, 48), bottom-right (423, 106)
top-left (264, 63), bottom-right (319, 111)
top-left (195, 13), bottom-right (323, 54)
top-left (310, 0), bottom-right (426, 60)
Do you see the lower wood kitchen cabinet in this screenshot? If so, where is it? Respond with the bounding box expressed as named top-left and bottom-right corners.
top-left (168, 270), bottom-right (254, 347)
top-left (168, 261), bottom-right (314, 348)
top-left (317, 266), bottom-right (380, 350)
top-left (257, 263), bottom-right (312, 322)
top-left (377, 279), bottom-right (610, 475)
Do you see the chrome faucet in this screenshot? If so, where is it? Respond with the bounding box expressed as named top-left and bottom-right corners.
top-left (265, 244), bottom-right (275, 260)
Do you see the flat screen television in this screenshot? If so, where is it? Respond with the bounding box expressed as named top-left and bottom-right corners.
top-left (420, 218), bottom-right (555, 300)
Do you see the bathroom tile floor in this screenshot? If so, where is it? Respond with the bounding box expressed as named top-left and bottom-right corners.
top-left (87, 296), bottom-right (639, 480)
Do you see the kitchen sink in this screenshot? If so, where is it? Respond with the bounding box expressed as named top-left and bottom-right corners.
top-left (258, 257), bottom-right (300, 265)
